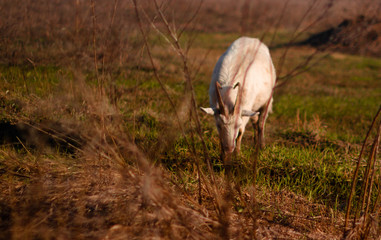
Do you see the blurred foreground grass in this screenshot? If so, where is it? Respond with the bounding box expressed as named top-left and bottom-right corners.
top-left (1, 32), bottom-right (380, 238)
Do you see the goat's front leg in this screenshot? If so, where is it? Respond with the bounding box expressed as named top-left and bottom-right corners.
top-left (220, 140), bottom-right (233, 177)
top-left (235, 130), bottom-right (243, 156)
top-left (250, 116), bottom-right (259, 149)
top-left (220, 140), bottom-right (226, 162)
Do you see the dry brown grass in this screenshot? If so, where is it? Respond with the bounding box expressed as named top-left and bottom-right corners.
top-left (1, 0), bottom-right (380, 239)
top-left (0, 73), bottom-right (217, 239)
top-left (0, 66), bottom-right (346, 239)
top-left (2, 0), bottom-right (379, 67)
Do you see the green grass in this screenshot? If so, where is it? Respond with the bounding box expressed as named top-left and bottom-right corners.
top-left (257, 144), bottom-right (352, 209)
top-left (1, 65), bottom-right (63, 97)
top-left (1, 32), bottom-right (380, 231)
top-left (274, 94), bottom-right (378, 142)
top-left (272, 51), bottom-right (381, 144)
top-left (3, 1), bottom-right (381, 237)
top-left (190, 32), bottom-right (242, 50)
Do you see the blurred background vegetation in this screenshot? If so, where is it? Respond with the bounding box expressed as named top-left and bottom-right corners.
top-left (0, 0), bottom-right (380, 239)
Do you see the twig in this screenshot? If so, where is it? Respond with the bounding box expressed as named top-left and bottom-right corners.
top-left (177, 0), bottom-right (203, 39)
top-left (269, 0), bottom-right (291, 47)
top-left (151, 0), bottom-right (217, 188)
top-left (90, 0), bottom-right (99, 84)
top-left (19, 121), bottom-right (84, 154)
top-left (276, 0), bottom-right (334, 88)
top-left (344, 105), bottom-right (381, 233)
top-left (16, 136), bottom-right (33, 156)
top-left (131, 0), bottom-right (188, 146)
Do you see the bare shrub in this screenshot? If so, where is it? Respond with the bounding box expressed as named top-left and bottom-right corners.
top-left (1, 0), bottom-right (379, 239)
top-left (0, 71), bottom-right (223, 239)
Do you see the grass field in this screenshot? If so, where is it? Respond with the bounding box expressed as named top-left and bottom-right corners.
top-left (1, 0), bottom-right (381, 239)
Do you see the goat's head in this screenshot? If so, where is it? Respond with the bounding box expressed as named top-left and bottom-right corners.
top-left (201, 81), bottom-right (259, 154)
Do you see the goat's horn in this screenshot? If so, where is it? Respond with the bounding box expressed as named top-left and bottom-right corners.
top-left (215, 81), bottom-right (227, 116)
top-left (234, 82), bottom-right (242, 116)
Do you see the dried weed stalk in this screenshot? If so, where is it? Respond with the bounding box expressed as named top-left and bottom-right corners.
top-left (344, 105), bottom-right (381, 239)
top-left (1, 71), bottom-right (222, 239)
top-left (131, 0), bottom-right (242, 238)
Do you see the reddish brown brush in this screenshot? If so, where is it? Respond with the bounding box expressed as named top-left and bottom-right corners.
top-left (1, 0), bottom-right (379, 239)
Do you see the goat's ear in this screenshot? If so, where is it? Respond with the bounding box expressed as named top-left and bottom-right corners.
top-left (241, 110), bottom-right (259, 117)
top-left (200, 107), bottom-right (216, 115)
top-left (233, 82), bottom-right (240, 89)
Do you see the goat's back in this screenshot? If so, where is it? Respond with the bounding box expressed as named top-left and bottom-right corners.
top-left (209, 37), bottom-right (276, 112)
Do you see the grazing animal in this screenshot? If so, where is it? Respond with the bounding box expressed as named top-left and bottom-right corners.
top-left (201, 37), bottom-right (276, 156)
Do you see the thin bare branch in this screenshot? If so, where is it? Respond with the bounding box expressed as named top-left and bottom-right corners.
top-left (177, 0), bottom-right (203, 39)
top-left (131, 0), bottom-right (188, 146)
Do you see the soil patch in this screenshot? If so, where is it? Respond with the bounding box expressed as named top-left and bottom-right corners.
top-left (300, 15), bottom-right (381, 57)
top-left (0, 120), bottom-right (83, 154)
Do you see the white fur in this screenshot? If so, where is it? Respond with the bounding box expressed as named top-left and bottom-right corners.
top-left (201, 37), bottom-right (276, 154)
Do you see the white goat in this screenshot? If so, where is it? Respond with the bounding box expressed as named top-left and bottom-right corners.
top-left (201, 37), bottom-right (276, 155)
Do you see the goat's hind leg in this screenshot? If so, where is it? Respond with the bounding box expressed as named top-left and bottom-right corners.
top-left (258, 98), bottom-right (273, 149)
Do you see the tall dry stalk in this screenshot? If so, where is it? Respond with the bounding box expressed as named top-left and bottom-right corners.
top-left (275, 0), bottom-right (334, 88)
top-left (241, 1), bottom-right (336, 236)
top-left (130, 0), bottom-right (368, 239)
top-left (145, 3), bottom-right (236, 237)
top-left (131, 0), bottom-right (219, 207)
top-left (344, 105), bottom-right (381, 239)
top-left (90, 0), bottom-right (99, 83)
